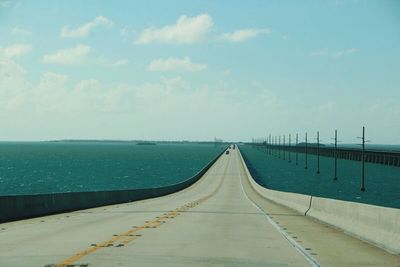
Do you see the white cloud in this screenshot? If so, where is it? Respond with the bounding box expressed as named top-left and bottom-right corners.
top-left (96, 57), bottom-right (129, 67)
top-left (219, 28), bottom-right (271, 42)
top-left (332, 48), bottom-right (359, 58)
top-left (0, 1), bottom-right (11, 8)
top-left (108, 59), bottom-right (128, 67)
top-left (120, 26), bottom-right (135, 41)
top-left (11, 27), bottom-right (32, 36)
top-left (43, 45), bottom-right (127, 67)
top-left (309, 48), bottom-right (329, 57)
top-left (223, 69), bottom-right (231, 75)
top-left (309, 48), bottom-right (359, 58)
top-left (61, 16), bottom-right (113, 38)
top-left (0, 58), bottom-right (30, 111)
top-left (42, 44), bottom-right (91, 65)
top-left (120, 27), bottom-right (130, 37)
top-left (135, 14), bottom-right (213, 45)
top-left (0, 44), bottom-right (32, 58)
top-left (147, 57), bottom-right (206, 72)
top-left (39, 72), bottom-right (69, 86)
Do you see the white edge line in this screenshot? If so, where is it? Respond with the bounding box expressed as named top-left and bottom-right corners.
top-left (236, 149), bottom-right (322, 267)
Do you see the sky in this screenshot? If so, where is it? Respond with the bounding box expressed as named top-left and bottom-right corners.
top-left (0, 0), bottom-right (399, 143)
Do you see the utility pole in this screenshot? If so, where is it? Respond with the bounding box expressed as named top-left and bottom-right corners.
top-left (305, 132), bottom-right (308, 169)
top-left (269, 133), bottom-right (272, 155)
top-left (288, 134), bottom-right (292, 163)
top-left (265, 136), bottom-right (267, 153)
top-left (316, 131), bottom-right (320, 174)
top-left (295, 133), bottom-right (298, 165)
top-left (357, 126), bottom-right (369, 192)
top-left (332, 129), bottom-right (338, 181)
top-left (361, 127), bottom-right (366, 191)
top-left (278, 136), bottom-right (281, 158)
top-left (273, 136), bottom-right (276, 156)
top-left (283, 135), bottom-right (286, 160)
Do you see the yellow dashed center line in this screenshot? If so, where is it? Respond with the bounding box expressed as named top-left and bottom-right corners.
top-left (54, 154), bottom-right (231, 267)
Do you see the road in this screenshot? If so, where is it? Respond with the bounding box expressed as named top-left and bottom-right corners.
top-left (0, 147), bottom-right (398, 266)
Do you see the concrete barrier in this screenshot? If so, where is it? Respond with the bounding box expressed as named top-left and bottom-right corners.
top-left (239, 149), bottom-right (312, 215)
top-left (308, 197), bottom-right (400, 254)
top-left (0, 148), bottom-right (227, 223)
top-left (238, 147), bottom-right (400, 254)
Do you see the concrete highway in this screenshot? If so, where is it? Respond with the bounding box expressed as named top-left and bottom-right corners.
top-left (0, 147), bottom-right (399, 266)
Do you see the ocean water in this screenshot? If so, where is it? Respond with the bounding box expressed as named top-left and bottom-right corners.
top-left (0, 142), bottom-right (225, 195)
top-left (240, 145), bottom-right (400, 208)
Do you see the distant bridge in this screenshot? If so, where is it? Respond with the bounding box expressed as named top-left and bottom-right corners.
top-left (251, 143), bottom-right (400, 167)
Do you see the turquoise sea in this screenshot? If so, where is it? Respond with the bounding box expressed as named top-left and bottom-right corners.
top-left (240, 145), bottom-right (400, 209)
top-left (0, 142), bottom-right (224, 195)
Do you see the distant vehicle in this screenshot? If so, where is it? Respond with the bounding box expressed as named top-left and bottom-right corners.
top-left (232, 145), bottom-right (235, 150)
top-left (225, 150), bottom-right (230, 155)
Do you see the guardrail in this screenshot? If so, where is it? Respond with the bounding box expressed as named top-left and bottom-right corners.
top-left (0, 147), bottom-right (228, 223)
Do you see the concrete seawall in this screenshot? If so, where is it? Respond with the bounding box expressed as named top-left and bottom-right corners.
top-left (0, 148), bottom-right (226, 223)
top-left (238, 147), bottom-right (400, 255)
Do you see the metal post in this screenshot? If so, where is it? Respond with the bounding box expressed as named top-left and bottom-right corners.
top-left (288, 134), bottom-right (292, 163)
top-left (334, 129), bottom-right (338, 180)
top-left (265, 136), bottom-right (267, 153)
top-left (283, 135), bottom-right (286, 160)
top-left (295, 133), bottom-right (298, 165)
top-left (273, 136), bottom-right (276, 156)
top-left (305, 132), bottom-right (308, 169)
top-left (317, 131), bottom-right (320, 174)
top-left (269, 134), bottom-right (272, 155)
top-left (356, 127), bottom-right (369, 191)
top-left (361, 127), bottom-right (366, 191)
top-left (278, 136), bottom-right (281, 158)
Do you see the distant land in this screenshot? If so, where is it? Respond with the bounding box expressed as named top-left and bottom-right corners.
top-left (136, 142), bottom-right (157, 146)
top-left (46, 139), bottom-right (228, 145)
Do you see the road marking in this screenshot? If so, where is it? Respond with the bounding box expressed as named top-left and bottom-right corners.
top-left (52, 154), bottom-right (231, 267)
top-left (236, 150), bottom-right (322, 267)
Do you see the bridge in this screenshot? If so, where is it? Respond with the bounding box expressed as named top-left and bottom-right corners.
top-left (0, 147), bottom-right (399, 266)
